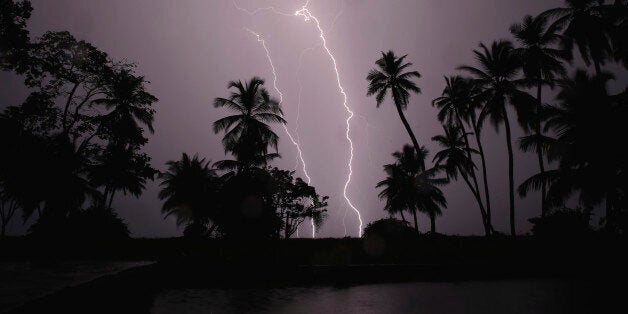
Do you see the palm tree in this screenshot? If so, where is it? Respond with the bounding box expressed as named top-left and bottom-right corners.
top-left (213, 77), bottom-right (286, 171)
top-left (367, 51), bottom-right (424, 169)
top-left (541, 0), bottom-right (615, 75)
top-left (377, 162), bottom-right (415, 224)
top-left (93, 69), bottom-right (157, 147)
top-left (459, 40), bottom-right (536, 236)
top-left (433, 76), bottom-right (493, 234)
top-left (415, 165), bottom-right (448, 234)
top-left (377, 145), bottom-right (447, 234)
top-left (89, 144), bottom-right (155, 210)
top-left (510, 14), bottom-right (567, 217)
top-left (432, 125), bottom-right (490, 235)
top-left (520, 70), bottom-right (627, 232)
top-left (158, 153), bottom-right (221, 237)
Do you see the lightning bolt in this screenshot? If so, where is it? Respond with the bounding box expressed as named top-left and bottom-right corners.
top-left (295, 5), bottom-right (363, 237)
top-left (245, 28), bottom-right (318, 238)
top-left (233, 0), bottom-right (362, 237)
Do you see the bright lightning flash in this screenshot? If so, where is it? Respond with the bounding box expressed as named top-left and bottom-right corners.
top-left (295, 6), bottom-right (363, 237)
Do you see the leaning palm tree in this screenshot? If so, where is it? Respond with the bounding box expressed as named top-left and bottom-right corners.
top-left (459, 40), bottom-right (536, 236)
top-left (432, 76), bottom-right (493, 233)
top-left (367, 51), bottom-right (424, 169)
top-left (213, 77), bottom-right (286, 171)
top-left (432, 125), bottom-right (490, 235)
top-left (541, 0), bottom-right (614, 75)
top-left (511, 14), bottom-right (567, 217)
top-left (158, 153), bottom-right (221, 237)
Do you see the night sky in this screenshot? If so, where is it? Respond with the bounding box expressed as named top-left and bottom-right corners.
top-left (1, 0), bottom-right (626, 237)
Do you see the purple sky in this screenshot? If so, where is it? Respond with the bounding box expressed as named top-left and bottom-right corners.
top-left (2, 0), bottom-right (626, 238)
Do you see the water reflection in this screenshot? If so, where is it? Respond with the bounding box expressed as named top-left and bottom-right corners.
top-left (152, 279), bottom-right (602, 314)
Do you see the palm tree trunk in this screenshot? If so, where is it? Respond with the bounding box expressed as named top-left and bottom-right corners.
top-left (411, 208), bottom-right (420, 234)
top-left (285, 213), bottom-right (291, 239)
top-left (399, 210), bottom-right (407, 222)
top-left (456, 114), bottom-right (483, 203)
top-left (393, 94), bottom-right (424, 170)
top-left (471, 115), bottom-right (493, 234)
top-left (107, 190), bottom-right (116, 210)
top-left (536, 81), bottom-right (548, 217)
top-left (456, 114), bottom-right (490, 235)
top-left (459, 168), bottom-right (490, 236)
top-left (503, 109), bottom-right (516, 237)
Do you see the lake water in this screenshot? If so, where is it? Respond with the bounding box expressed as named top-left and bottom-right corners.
top-left (151, 279), bottom-right (606, 313)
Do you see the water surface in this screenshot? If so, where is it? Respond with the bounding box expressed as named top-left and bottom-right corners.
top-left (152, 279), bottom-right (604, 313)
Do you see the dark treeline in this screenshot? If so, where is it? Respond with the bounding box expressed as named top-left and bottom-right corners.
top-left (368, 0), bottom-right (628, 238)
top-left (1, 0), bottom-right (627, 242)
top-left (0, 0), bottom-right (328, 240)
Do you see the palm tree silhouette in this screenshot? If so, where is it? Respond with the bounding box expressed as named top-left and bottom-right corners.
top-left (433, 76), bottom-right (493, 235)
top-left (158, 153), bottom-right (221, 237)
top-left (459, 41), bottom-right (536, 236)
top-left (377, 145), bottom-right (447, 234)
top-left (90, 144), bottom-right (154, 210)
top-left (432, 125), bottom-right (491, 235)
top-left (213, 77), bottom-right (286, 171)
top-left (510, 14), bottom-right (567, 217)
top-left (542, 0), bottom-right (614, 75)
top-left (94, 69), bottom-right (157, 144)
top-left (520, 70), bottom-right (627, 231)
top-left (367, 51), bottom-right (424, 169)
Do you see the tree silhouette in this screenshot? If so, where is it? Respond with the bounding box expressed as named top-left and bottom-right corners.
top-left (0, 0), bottom-right (32, 70)
top-left (367, 51), bottom-right (424, 169)
top-left (433, 76), bottom-right (493, 235)
top-left (519, 70), bottom-right (628, 232)
top-left (432, 125), bottom-right (491, 235)
top-left (213, 77), bottom-right (286, 172)
top-left (542, 0), bottom-right (615, 75)
top-left (268, 168), bottom-right (328, 239)
top-left (459, 40), bottom-right (536, 236)
top-left (377, 145), bottom-right (447, 234)
top-left (510, 14), bottom-right (567, 217)
top-left (159, 153), bottom-right (222, 238)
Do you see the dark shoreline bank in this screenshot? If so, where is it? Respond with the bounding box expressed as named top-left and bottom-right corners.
top-left (3, 236), bottom-right (627, 313)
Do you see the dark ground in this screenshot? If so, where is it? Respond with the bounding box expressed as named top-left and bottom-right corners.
top-left (1, 235), bottom-right (626, 313)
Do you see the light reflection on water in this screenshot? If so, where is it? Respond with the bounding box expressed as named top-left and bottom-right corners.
top-left (151, 279), bottom-right (600, 314)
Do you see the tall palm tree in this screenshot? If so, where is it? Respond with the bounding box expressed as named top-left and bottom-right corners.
top-left (213, 77), bottom-right (286, 171)
top-left (510, 14), bottom-right (567, 217)
top-left (433, 76), bottom-right (493, 234)
top-left (367, 51), bottom-right (424, 169)
top-left (542, 0), bottom-right (614, 75)
top-left (158, 153), bottom-right (221, 237)
top-left (432, 125), bottom-right (490, 235)
top-left (459, 40), bottom-right (536, 236)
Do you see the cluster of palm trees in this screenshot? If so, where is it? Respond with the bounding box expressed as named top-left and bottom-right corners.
top-left (158, 77), bottom-right (327, 239)
top-left (371, 0), bottom-right (627, 236)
